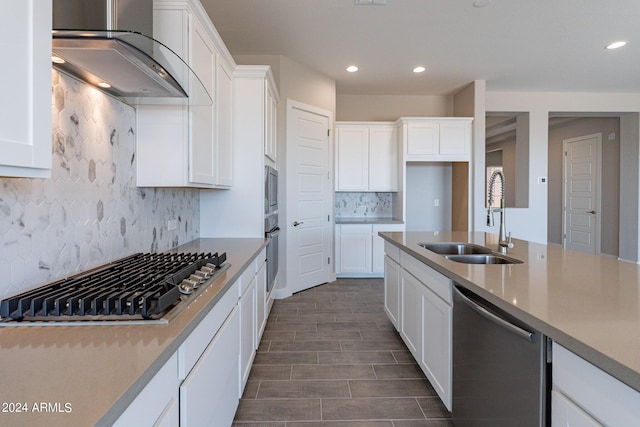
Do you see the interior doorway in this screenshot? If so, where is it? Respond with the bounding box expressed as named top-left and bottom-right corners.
top-left (562, 133), bottom-right (601, 254)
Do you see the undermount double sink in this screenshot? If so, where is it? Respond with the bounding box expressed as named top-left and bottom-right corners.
top-left (418, 242), bottom-right (523, 265)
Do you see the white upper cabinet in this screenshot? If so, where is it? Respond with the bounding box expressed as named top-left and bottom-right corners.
top-left (0, 1), bottom-right (52, 178)
top-left (265, 83), bottom-right (278, 162)
top-left (335, 122), bottom-right (398, 191)
top-left (136, 0), bottom-right (234, 188)
top-left (400, 117), bottom-right (472, 162)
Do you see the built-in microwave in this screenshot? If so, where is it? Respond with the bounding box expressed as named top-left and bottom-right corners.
top-left (265, 166), bottom-right (278, 214)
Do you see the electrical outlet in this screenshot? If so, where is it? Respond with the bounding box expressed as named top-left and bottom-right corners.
top-left (434, 198), bottom-right (440, 207)
top-left (167, 219), bottom-right (178, 231)
top-left (537, 177), bottom-right (547, 184)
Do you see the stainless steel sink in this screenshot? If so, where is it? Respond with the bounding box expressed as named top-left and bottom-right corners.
top-left (418, 242), bottom-right (493, 255)
top-left (444, 254), bottom-right (523, 265)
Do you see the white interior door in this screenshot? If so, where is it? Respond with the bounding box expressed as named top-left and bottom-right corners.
top-left (563, 133), bottom-right (601, 254)
top-left (286, 100), bottom-right (333, 294)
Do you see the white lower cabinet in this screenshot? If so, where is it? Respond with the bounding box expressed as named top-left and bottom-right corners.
top-left (239, 275), bottom-right (256, 392)
top-left (256, 259), bottom-right (268, 340)
top-left (180, 306), bottom-right (240, 426)
top-left (113, 353), bottom-right (179, 427)
top-left (385, 244), bottom-right (452, 412)
top-left (552, 343), bottom-right (640, 426)
top-left (383, 253), bottom-right (400, 329)
top-left (399, 269), bottom-right (422, 357)
top-left (336, 223), bottom-right (405, 277)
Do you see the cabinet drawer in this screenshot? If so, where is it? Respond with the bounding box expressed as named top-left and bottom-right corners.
top-left (340, 224), bottom-right (373, 234)
top-left (400, 251), bottom-right (452, 304)
top-left (178, 281), bottom-right (239, 379)
top-left (384, 241), bottom-right (400, 263)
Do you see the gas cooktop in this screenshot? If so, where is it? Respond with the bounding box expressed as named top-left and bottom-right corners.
top-left (0, 251), bottom-right (229, 326)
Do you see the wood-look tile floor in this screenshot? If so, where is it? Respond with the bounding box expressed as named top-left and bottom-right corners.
top-left (232, 278), bottom-right (454, 427)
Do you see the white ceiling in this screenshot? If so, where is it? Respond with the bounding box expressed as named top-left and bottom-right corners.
top-left (199, 0), bottom-right (640, 96)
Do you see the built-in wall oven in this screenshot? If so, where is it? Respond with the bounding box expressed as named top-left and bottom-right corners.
top-left (265, 166), bottom-right (279, 293)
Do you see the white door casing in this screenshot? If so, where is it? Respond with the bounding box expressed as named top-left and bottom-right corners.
top-left (285, 100), bottom-right (333, 295)
top-left (563, 133), bottom-right (602, 254)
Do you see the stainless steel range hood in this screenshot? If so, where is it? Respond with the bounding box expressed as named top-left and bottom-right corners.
top-left (52, 0), bottom-right (211, 106)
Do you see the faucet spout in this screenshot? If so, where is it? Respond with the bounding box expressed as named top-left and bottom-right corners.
top-left (487, 170), bottom-right (513, 253)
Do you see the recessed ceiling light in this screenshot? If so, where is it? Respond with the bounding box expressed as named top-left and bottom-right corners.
top-left (97, 82), bottom-right (112, 88)
top-left (346, 65), bottom-right (359, 73)
top-left (473, 0), bottom-right (492, 7)
top-left (51, 56), bottom-right (65, 64)
top-left (605, 41), bottom-right (627, 50)
top-left (413, 66), bottom-right (426, 73)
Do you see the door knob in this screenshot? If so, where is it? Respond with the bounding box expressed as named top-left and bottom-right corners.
top-left (293, 221), bottom-right (304, 227)
top-left (587, 210), bottom-right (596, 214)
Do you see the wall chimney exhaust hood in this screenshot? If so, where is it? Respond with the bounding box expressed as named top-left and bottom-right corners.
top-left (52, 0), bottom-right (211, 106)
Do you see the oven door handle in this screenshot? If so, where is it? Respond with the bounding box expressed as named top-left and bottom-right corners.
top-left (266, 227), bottom-right (281, 237)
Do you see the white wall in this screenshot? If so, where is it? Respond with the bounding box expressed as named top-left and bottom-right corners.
top-left (337, 94), bottom-right (452, 121)
top-left (405, 163), bottom-right (452, 232)
top-left (485, 91), bottom-right (640, 251)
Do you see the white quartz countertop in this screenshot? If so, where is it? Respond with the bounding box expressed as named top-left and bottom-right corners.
top-left (380, 231), bottom-right (640, 393)
top-left (0, 238), bottom-right (267, 427)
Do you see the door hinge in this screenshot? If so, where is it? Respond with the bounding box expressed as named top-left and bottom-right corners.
top-left (328, 257), bottom-right (331, 264)
top-left (328, 214), bottom-right (330, 222)
top-left (327, 129), bottom-right (331, 136)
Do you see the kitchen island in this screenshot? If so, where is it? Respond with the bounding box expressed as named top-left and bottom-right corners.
top-left (381, 230), bottom-right (640, 424)
top-left (0, 238), bottom-right (267, 427)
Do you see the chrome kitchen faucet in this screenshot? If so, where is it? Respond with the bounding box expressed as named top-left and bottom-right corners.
top-left (487, 170), bottom-right (513, 254)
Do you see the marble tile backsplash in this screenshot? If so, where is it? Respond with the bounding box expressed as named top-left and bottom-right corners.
top-left (0, 71), bottom-right (200, 298)
top-left (335, 192), bottom-right (393, 218)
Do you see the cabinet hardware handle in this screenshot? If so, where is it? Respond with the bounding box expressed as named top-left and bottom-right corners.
top-left (587, 210), bottom-right (596, 214)
top-left (293, 221), bottom-right (304, 227)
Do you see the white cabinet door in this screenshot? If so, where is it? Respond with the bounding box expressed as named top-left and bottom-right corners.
top-left (400, 270), bottom-right (422, 358)
top-left (421, 285), bottom-right (452, 410)
top-left (384, 255), bottom-right (400, 329)
top-left (215, 55), bottom-right (234, 187)
top-left (180, 307), bottom-right (240, 427)
top-left (368, 126), bottom-right (398, 191)
top-left (239, 276), bottom-right (256, 393)
top-left (189, 16), bottom-right (216, 185)
top-left (113, 353), bottom-right (179, 427)
top-left (336, 126), bottom-right (369, 191)
top-left (439, 120), bottom-right (470, 156)
top-left (402, 118), bottom-right (472, 162)
top-left (0, 1), bottom-right (51, 178)
top-left (372, 224), bottom-right (405, 273)
top-left (551, 390), bottom-right (602, 427)
top-left (256, 260), bottom-right (267, 341)
top-left (406, 121), bottom-right (439, 156)
top-left (138, 1), bottom-right (234, 188)
top-left (265, 83), bottom-right (278, 162)
top-left (337, 231), bottom-right (373, 274)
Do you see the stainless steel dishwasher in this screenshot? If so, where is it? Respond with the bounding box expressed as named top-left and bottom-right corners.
top-left (453, 284), bottom-right (550, 426)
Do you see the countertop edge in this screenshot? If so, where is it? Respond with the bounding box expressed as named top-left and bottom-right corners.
top-left (379, 232), bottom-right (640, 394)
top-left (96, 238), bottom-right (268, 427)
top-left (335, 218), bottom-right (404, 225)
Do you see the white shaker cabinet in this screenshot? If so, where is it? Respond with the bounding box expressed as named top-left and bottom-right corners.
top-left (0, 1), bottom-right (51, 178)
top-left (552, 343), bottom-right (640, 426)
top-left (265, 82), bottom-right (278, 162)
top-left (336, 223), bottom-right (405, 277)
top-left (384, 244), bottom-right (453, 411)
top-left (180, 306), bottom-right (240, 427)
top-left (113, 353), bottom-right (179, 427)
top-left (399, 117), bottom-right (472, 162)
top-left (137, 0), bottom-right (234, 188)
top-left (335, 122), bottom-right (398, 192)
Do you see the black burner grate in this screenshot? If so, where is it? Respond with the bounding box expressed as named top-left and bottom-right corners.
top-left (0, 251), bottom-right (227, 322)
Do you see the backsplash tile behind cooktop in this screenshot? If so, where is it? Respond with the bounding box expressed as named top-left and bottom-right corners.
top-left (0, 71), bottom-right (200, 298)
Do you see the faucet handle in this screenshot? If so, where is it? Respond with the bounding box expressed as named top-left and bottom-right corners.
top-left (506, 232), bottom-right (514, 249)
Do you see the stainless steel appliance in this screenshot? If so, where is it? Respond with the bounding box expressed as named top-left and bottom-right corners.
top-left (265, 166), bottom-right (279, 292)
top-left (0, 252), bottom-right (229, 326)
top-left (265, 166), bottom-right (278, 214)
top-left (51, 0), bottom-right (210, 104)
top-left (453, 284), bottom-right (550, 426)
